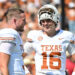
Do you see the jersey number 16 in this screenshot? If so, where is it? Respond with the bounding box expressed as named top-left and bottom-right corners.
top-left (41, 52), bottom-right (61, 70)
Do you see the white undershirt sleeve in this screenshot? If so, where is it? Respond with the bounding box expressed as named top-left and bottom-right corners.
top-left (72, 72), bottom-right (75, 75)
top-left (0, 42), bottom-right (15, 55)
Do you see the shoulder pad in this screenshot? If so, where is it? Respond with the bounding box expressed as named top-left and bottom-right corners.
top-left (27, 30), bottom-right (41, 41)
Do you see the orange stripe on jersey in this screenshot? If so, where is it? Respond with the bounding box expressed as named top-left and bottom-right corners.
top-left (0, 37), bottom-right (16, 40)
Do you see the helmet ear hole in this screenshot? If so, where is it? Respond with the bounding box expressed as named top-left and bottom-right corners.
top-left (40, 21), bottom-right (42, 25)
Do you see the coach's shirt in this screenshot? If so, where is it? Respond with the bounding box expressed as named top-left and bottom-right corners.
top-left (24, 29), bottom-right (75, 75)
top-left (0, 28), bottom-right (25, 75)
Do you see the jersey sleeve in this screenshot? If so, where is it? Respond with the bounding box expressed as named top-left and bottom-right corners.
top-left (67, 34), bottom-right (75, 55)
top-left (0, 32), bottom-right (17, 55)
top-left (24, 30), bottom-right (37, 54)
top-left (24, 42), bottom-right (35, 54)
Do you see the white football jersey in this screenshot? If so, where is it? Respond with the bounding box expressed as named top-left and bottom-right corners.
top-left (0, 28), bottom-right (25, 75)
top-left (24, 29), bottom-right (75, 75)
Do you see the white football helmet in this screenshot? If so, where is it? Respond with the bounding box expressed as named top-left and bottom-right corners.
top-left (38, 4), bottom-right (59, 25)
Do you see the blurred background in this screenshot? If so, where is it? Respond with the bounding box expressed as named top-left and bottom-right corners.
top-left (0, 0), bottom-right (75, 41)
top-left (0, 0), bottom-right (75, 75)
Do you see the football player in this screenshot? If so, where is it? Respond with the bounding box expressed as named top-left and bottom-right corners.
top-left (0, 7), bottom-right (30, 75)
top-left (24, 4), bottom-right (75, 75)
